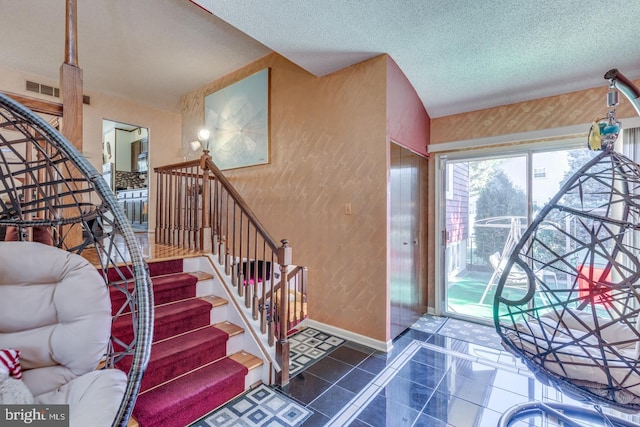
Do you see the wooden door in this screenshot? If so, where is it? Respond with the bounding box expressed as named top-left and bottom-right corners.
top-left (131, 140), bottom-right (142, 171)
top-left (390, 143), bottom-right (427, 338)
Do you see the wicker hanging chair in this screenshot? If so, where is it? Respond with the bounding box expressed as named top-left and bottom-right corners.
top-left (0, 93), bottom-right (153, 426)
top-left (494, 71), bottom-right (640, 426)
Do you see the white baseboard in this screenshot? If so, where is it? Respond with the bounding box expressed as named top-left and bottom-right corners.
top-left (303, 319), bottom-right (392, 353)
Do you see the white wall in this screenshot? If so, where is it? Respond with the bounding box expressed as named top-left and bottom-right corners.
top-left (0, 63), bottom-right (182, 229)
top-left (115, 129), bottom-right (133, 172)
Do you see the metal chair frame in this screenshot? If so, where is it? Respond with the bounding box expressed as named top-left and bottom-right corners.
top-left (0, 93), bottom-right (153, 427)
top-left (494, 69), bottom-right (640, 426)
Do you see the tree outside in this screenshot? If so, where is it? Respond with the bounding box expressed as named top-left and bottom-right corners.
top-left (533, 149), bottom-right (604, 267)
top-left (473, 170), bottom-right (527, 262)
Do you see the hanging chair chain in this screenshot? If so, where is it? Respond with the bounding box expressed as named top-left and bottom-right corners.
top-left (606, 79), bottom-right (620, 130)
top-left (588, 81), bottom-right (621, 151)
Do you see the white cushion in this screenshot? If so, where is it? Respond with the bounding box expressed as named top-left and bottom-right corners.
top-left (35, 369), bottom-right (127, 427)
top-left (506, 310), bottom-right (640, 403)
top-left (544, 308), bottom-right (638, 349)
top-left (0, 242), bottom-right (114, 395)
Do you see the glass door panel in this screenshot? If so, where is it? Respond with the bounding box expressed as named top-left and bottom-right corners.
top-left (443, 146), bottom-right (596, 322)
top-left (444, 155), bottom-right (527, 320)
top-left (530, 149), bottom-right (600, 292)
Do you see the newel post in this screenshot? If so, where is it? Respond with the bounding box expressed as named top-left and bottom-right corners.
top-left (276, 239), bottom-right (292, 386)
top-left (199, 151), bottom-right (212, 251)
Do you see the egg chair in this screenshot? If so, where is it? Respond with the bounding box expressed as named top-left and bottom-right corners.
top-left (0, 92), bottom-right (153, 426)
top-left (495, 70), bottom-right (640, 427)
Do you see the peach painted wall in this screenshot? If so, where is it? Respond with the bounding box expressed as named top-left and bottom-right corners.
top-left (386, 56), bottom-right (430, 156)
top-left (182, 53), bottom-right (390, 342)
top-left (0, 64), bottom-right (182, 229)
top-left (430, 81), bottom-right (640, 145)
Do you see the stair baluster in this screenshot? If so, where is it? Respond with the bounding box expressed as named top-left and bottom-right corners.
top-left (154, 152), bottom-right (307, 386)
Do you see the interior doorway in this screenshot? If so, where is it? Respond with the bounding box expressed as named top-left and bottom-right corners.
top-left (102, 119), bottom-right (149, 231)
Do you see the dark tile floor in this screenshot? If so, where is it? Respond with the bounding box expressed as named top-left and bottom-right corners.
top-left (277, 317), bottom-right (640, 427)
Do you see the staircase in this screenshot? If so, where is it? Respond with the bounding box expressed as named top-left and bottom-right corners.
top-left (110, 256), bottom-right (264, 427)
top-left (153, 152), bottom-right (310, 389)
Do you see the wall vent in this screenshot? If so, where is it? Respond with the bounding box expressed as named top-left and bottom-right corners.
top-left (26, 80), bottom-right (40, 93)
top-left (40, 84), bottom-right (54, 96)
top-left (25, 80), bottom-right (90, 105)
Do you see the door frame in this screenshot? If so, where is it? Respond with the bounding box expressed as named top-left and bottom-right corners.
top-left (433, 137), bottom-right (585, 322)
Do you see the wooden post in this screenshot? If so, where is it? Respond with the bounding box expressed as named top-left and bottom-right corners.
top-left (60, 0), bottom-right (83, 151)
top-left (276, 239), bottom-right (292, 386)
top-left (200, 151), bottom-right (212, 251)
top-left (59, 0), bottom-right (84, 248)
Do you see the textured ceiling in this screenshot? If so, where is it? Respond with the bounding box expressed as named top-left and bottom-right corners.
top-left (193, 0), bottom-right (640, 117)
top-left (0, 0), bottom-right (269, 112)
top-left (2, 0), bottom-right (640, 118)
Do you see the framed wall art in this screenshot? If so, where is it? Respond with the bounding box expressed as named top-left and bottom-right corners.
top-left (204, 68), bottom-right (269, 170)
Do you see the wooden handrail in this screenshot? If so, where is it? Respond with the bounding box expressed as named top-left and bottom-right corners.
top-left (154, 151), bottom-right (306, 386)
top-left (154, 158), bottom-right (201, 172)
top-left (153, 153), bottom-right (278, 250)
top-left (201, 154), bottom-right (279, 251)
top-left (1, 92), bottom-right (63, 117)
top-left (257, 265), bottom-right (306, 306)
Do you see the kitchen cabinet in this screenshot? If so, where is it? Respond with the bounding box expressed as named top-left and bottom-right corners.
top-left (117, 188), bottom-right (148, 227)
top-left (131, 138), bottom-right (148, 172)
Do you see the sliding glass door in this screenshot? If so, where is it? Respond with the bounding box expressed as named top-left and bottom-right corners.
top-left (442, 144), bottom-right (595, 322)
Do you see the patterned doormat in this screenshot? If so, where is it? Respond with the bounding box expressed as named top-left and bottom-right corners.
top-left (189, 384), bottom-right (312, 427)
top-left (288, 327), bottom-right (345, 377)
top-left (409, 313), bottom-right (448, 333)
top-left (437, 317), bottom-right (504, 350)
top-left (410, 314), bottom-right (503, 350)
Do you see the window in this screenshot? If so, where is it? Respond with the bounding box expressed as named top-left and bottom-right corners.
top-left (533, 167), bottom-right (547, 178)
top-left (446, 164), bottom-right (454, 200)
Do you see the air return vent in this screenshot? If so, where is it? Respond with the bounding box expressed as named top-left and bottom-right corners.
top-left (40, 84), bottom-right (54, 96)
top-left (25, 80), bottom-right (40, 93)
top-left (25, 80), bottom-right (89, 105)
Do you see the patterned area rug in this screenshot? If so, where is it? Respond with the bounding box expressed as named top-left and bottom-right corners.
top-left (189, 384), bottom-right (312, 427)
top-left (289, 327), bottom-right (345, 376)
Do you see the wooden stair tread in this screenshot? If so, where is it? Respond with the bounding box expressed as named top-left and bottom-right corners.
top-left (200, 295), bottom-right (228, 308)
top-left (214, 321), bottom-right (244, 337)
top-left (190, 270), bottom-right (214, 281)
top-left (229, 351), bottom-right (263, 371)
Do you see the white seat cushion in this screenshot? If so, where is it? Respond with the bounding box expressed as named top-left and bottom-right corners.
top-left (35, 369), bottom-right (126, 427)
top-left (506, 310), bottom-right (640, 404)
top-left (0, 241), bottom-right (119, 396)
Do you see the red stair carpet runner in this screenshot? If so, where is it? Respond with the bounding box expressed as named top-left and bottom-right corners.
top-left (110, 259), bottom-right (248, 427)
